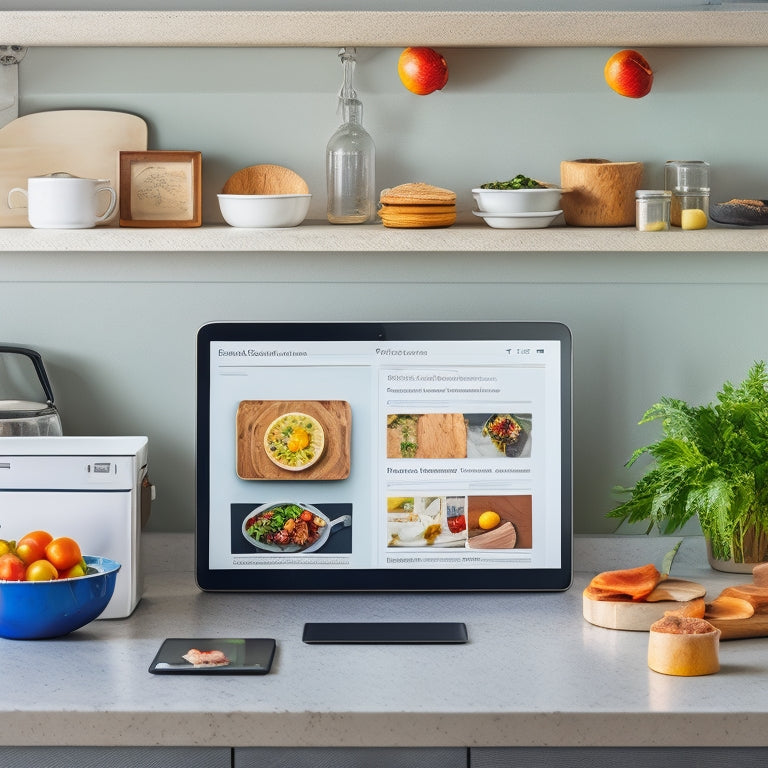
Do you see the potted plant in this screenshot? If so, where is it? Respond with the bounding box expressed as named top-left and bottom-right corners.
top-left (609, 361), bottom-right (768, 572)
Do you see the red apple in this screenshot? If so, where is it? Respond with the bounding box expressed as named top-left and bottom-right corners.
top-left (398, 47), bottom-right (449, 95)
top-left (604, 49), bottom-right (653, 98)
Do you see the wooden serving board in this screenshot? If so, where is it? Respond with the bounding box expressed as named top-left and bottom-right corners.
top-left (236, 400), bottom-right (351, 481)
top-left (708, 615), bottom-right (768, 641)
top-left (584, 578), bottom-right (768, 639)
top-left (386, 413), bottom-right (467, 459)
top-left (0, 110), bottom-right (148, 227)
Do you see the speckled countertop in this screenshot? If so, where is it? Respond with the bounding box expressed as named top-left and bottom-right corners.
top-left (1, 533), bottom-right (767, 749)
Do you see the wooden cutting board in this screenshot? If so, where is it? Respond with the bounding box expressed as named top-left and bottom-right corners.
top-left (583, 579), bottom-right (707, 632)
top-left (0, 110), bottom-right (148, 227)
top-left (236, 400), bottom-right (351, 481)
top-left (584, 592), bottom-right (768, 639)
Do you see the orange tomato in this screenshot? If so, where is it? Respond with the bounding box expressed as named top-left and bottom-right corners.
top-left (16, 530), bottom-right (53, 565)
top-left (24, 559), bottom-right (59, 581)
top-left (44, 536), bottom-right (82, 571)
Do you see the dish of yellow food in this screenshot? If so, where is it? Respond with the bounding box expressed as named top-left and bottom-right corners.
top-left (263, 412), bottom-right (325, 471)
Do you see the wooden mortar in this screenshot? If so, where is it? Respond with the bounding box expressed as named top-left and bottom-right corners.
top-left (560, 159), bottom-right (643, 227)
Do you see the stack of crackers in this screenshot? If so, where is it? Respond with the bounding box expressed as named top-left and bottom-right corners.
top-left (378, 183), bottom-right (457, 228)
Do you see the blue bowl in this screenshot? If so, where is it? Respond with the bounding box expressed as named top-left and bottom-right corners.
top-left (0, 556), bottom-right (120, 640)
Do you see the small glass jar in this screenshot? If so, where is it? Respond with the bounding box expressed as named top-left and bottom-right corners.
top-left (635, 190), bottom-right (671, 231)
top-left (669, 192), bottom-right (709, 229)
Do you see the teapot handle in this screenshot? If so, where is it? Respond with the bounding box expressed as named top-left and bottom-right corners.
top-left (0, 344), bottom-right (56, 405)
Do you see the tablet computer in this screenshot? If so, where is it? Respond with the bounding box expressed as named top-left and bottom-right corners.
top-left (196, 321), bottom-right (572, 592)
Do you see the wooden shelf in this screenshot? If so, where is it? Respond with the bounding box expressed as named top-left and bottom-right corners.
top-left (4, 9), bottom-right (768, 48)
top-left (3, 9), bottom-right (768, 260)
top-left (1, 222), bottom-right (767, 253)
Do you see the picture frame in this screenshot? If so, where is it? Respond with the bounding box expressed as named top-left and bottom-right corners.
top-left (119, 150), bottom-right (202, 227)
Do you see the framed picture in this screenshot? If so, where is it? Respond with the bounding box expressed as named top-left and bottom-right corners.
top-left (119, 150), bottom-right (202, 227)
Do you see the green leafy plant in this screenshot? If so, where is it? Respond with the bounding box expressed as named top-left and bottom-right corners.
top-left (609, 361), bottom-right (768, 563)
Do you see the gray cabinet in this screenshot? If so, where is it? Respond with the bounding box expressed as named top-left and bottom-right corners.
top-left (472, 747), bottom-right (768, 767)
top-left (235, 747), bottom-right (467, 768)
top-left (1, 747), bottom-right (231, 768)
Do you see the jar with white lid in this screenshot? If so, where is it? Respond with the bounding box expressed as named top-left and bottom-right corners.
top-left (635, 190), bottom-right (671, 231)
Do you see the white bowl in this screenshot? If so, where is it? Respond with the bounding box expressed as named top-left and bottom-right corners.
top-left (472, 209), bottom-right (562, 230)
top-left (472, 187), bottom-right (563, 214)
top-left (218, 194), bottom-right (311, 228)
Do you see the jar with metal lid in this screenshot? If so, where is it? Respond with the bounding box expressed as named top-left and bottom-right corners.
top-left (635, 190), bottom-right (671, 231)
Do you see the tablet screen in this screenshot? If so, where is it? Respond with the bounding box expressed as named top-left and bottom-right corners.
top-left (196, 321), bottom-right (572, 592)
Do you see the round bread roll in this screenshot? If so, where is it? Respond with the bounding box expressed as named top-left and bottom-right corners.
top-left (222, 164), bottom-right (309, 195)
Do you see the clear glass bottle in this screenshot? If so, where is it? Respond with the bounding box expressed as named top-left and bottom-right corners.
top-left (326, 48), bottom-right (376, 224)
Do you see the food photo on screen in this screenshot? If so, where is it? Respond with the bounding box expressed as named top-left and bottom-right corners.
top-left (466, 495), bottom-right (532, 549)
top-left (235, 399), bottom-right (352, 480)
top-left (386, 412), bottom-right (531, 459)
top-left (230, 502), bottom-right (353, 555)
top-left (387, 495), bottom-right (468, 548)
top-left (386, 494), bottom-right (531, 550)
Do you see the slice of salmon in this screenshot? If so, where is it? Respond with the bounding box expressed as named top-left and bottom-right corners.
top-left (719, 584), bottom-right (768, 614)
top-left (587, 563), bottom-right (661, 601)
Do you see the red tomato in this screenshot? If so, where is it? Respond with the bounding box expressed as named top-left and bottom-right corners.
top-left (44, 536), bottom-right (82, 571)
top-left (16, 530), bottom-right (53, 565)
top-left (0, 552), bottom-right (26, 581)
top-left (300, 510), bottom-right (313, 522)
top-left (24, 559), bottom-right (59, 581)
top-left (447, 516), bottom-right (466, 534)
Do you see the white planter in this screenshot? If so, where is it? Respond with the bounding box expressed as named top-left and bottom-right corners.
top-left (705, 535), bottom-right (768, 573)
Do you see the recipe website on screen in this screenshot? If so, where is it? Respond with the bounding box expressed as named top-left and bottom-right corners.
top-left (208, 337), bottom-right (562, 572)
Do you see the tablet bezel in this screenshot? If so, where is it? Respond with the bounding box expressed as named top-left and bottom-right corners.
top-left (195, 320), bottom-right (572, 592)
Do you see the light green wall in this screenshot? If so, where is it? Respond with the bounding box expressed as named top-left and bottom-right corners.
top-left (2, 9), bottom-right (767, 533)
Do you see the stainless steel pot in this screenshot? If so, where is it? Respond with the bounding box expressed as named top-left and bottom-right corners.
top-left (0, 344), bottom-right (62, 436)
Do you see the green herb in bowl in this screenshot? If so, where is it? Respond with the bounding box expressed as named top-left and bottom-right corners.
top-left (480, 174), bottom-right (545, 190)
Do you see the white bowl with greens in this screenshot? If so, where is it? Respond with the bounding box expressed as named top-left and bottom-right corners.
top-left (473, 175), bottom-right (563, 214)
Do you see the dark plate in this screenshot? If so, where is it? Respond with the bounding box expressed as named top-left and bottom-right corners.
top-left (148, 638), bottom-right (276, 674)
top-left (710, 199), bottom-right (768, 227)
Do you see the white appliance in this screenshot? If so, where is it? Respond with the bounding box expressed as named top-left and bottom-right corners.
top-left (0, 436), bottom-right (150, 619)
